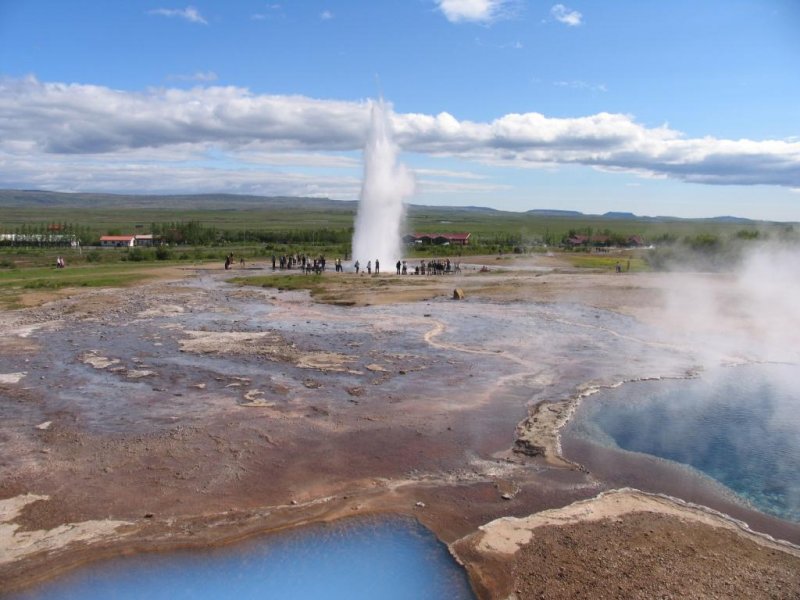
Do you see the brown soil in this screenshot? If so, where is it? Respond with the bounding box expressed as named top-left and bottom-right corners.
top-left (1, 255), bottom-right (798, 599)
top-left (509, 512), bottom-right (799, 600)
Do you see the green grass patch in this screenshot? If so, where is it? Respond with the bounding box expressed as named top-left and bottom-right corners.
top-left (564, 254), bottom-right (648, 272)
top-left (0, 262), bottom-right (178, 308)
top-left (20, 272), bottom-right (149, 290)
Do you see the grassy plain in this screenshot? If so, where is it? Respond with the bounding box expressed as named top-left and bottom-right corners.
top-left (0, 203), bottom-right (774, 240)
top-left (1, 190), bottom-right (787, 245)
top-left (0, 262), bottom-right (186, 309)
top-left (1, 191), bottom-right (796, 309)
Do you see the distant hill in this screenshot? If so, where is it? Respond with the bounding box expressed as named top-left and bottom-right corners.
top-left (602, 211), bottom-right (637, 219)
top-left (526, 209), bottom-right (584, 217)
top-left (0, 190), bottom-right (358, 212)
top-left (527, 207), bottom-right (763, 224)
top-left (706, 216), bottom-right (756, 224)
top-left (408, 204), bottom-right (502, 215)
top-left (0, 189), bottom-right (777, 225)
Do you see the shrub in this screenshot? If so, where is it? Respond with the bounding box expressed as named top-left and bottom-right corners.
top-left (127, 248), bottom-right (147, 262)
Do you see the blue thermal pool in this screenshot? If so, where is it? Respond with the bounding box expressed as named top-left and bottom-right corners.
top-left (7, 517), bottom-right (475, 600)
top-left (564, 363), bottom-right (800, 523)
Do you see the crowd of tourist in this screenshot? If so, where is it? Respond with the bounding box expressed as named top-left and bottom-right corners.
top-left (265, 254), bottom-right (460, 276)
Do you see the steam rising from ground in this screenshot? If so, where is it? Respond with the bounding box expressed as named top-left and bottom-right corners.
top-left (564, 244), bottom-right (800, 524)
top-left (661, 243), bottom-right (800, 365)
top-left (352, 100), bottom-right (415, 270)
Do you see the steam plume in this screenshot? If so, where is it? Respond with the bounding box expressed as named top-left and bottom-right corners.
top-left (352, 99), bottom-right (415, 271)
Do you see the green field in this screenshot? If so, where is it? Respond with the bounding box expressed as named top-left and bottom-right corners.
top-left (0, 262), bottom-right (184, 309)
top-left (0, 203), bottom-right (780, 241)
top-left (1, 190), bottom-right (792, 246)
top-left (1, 190), bottom-right (797, 299)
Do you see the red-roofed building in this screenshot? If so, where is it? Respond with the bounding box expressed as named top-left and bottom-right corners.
top-left (402, 232), bottom-right (471, 246)
top-left (99, 235), bottom-right (135, 248)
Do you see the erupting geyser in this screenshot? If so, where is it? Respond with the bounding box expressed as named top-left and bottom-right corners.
top-left (352, 99), bottom-right (414, 270)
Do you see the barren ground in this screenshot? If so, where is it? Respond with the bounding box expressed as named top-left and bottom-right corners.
top-left (1, 255), bottom-right (798, 599)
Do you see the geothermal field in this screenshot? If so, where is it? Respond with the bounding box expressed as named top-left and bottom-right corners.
top-left (1, 254), bottom-right (799, 598)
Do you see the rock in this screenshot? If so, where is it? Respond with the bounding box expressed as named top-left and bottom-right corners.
top-left (453, 288), bottom-right (465, 300)
top-left (0, 372), bottom-right (27, 384)
top-left (126, 369), bottom-right (155, 379)
top-left (415, 501), bottom-right (426, 508)
top-left (240, 399), bottom-right (273, 408)
top-left (513, 438), bottom-right (545, 457)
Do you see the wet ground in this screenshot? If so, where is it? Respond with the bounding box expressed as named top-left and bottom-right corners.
top-left (2, 261), bottom-right (799, 596)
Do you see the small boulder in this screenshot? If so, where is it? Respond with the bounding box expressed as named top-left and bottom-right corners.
top-left (453, 288), bottom-right (465, 300)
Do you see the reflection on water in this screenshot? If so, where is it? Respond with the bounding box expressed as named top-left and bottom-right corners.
top-left (8, 517), bottom-right (475, 600)
top-left (565, 364), bottom-right (800, 523)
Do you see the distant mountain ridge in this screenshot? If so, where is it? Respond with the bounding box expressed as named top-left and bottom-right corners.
top-left (0, 189), bottom-right (774, 224)
top-left (0, 189), bottom-right (358, 211)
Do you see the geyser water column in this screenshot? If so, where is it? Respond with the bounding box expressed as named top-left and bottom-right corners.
top-left (352, 99), bottom-right (414, 269)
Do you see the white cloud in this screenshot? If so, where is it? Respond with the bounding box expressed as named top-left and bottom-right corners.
top-left (1, 77), bottom-right (799, 196)
top-left (416, 178), bottom-right (511, 195)
top-left (553, 80), bottom-right (607, 93)
top-left (413, 168), bottom-right (488, 180)
top-left (148, 6), bottom-right (208, 25)
top-left (252, 4), bottom-right (282, 20)
top-left (475, 37), bottom-right (523, 49)
top-left (231, 150), bottom-right (359, 168)
top-left (168, 71), bottom-right (219, 82)
top-left (0, 152), bottom-right (362, 198)
top-left (436, 0), bottom-right (510, 24)
top-left (550, 4), bottom-right (582, 27)
top-left (320, 10), bottom-right (334, 20)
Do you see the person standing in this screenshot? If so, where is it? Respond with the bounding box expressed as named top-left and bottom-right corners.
top-left (396, 260), bottom-right (401, 275)
top-left (367, 260), bottom-right (372, 274)
top-left (375, 259), bottom-right (380, 274)
top-left (354, 260), bottom-right (360, 274)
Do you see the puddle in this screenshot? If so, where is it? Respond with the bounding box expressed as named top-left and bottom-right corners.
top-left (7, 517), bottom-right (475, 600)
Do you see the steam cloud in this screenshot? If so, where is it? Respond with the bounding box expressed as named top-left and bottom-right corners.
top-left (351, 100), bottom-right (415, 270)
top-left (660, 244), bottom-right (800, 366)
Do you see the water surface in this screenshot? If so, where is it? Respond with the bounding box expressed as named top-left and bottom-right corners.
top-left (8, 517), bottom-right (475, 600)
top-left (564, 363), bottom-right (800, 523)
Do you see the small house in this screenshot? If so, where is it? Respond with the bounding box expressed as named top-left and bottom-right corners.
top-left (403, 232), bottom-right (471, 246)
top-left (99, 235), bottom-right (135, 248)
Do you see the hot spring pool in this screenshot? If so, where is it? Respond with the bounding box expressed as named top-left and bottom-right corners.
top-left (564, 363), bottom-right (800, 523)
top-left (7, 517), bottom-right (475, 600)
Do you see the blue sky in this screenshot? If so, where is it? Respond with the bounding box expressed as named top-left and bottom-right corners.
top-left (1, 0), bottom-right (799, 220)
